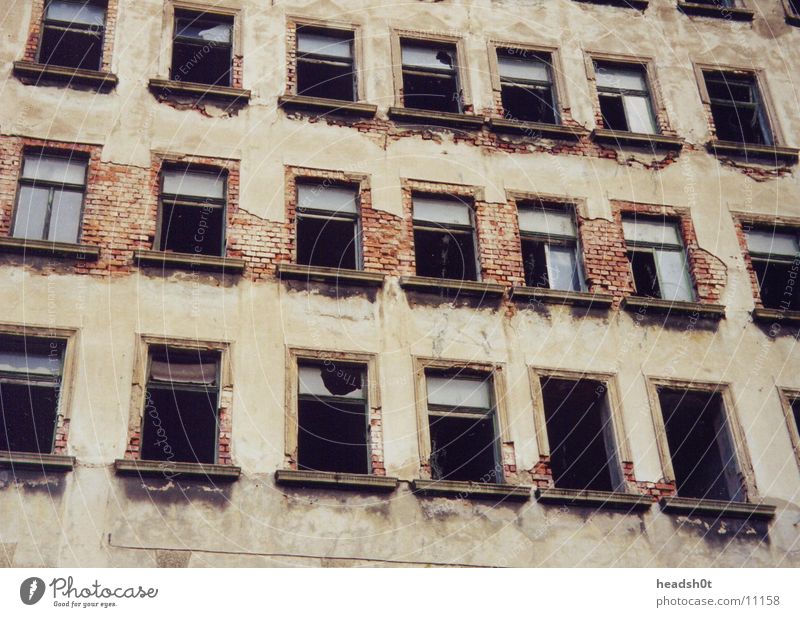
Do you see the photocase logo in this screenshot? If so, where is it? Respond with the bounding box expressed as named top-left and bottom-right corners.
top-left (20, 577), bottom-right (45, 605)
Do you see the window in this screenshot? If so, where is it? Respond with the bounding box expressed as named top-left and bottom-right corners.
top-left (623, 217), bottom-right (694, 302)
top-left (13, 153), bottom-right (87, 244)
top-left (792, 398), bottom-right (800, 439)
top-left (140, 347), bottom-right (221, 464)
top-left (425, 370), bottom-right (501, 483)
top-left (400, 40), bottom-right (461, 113)
top-left (158, 166), bottom-right (226, 256)
top-left (745, 226), bottom-right (800, 310)
top-left (657, 387), bottom-right (744, 502)
top-left (594, 62), bottom-right (657, 134)
top-left (791, 0), bottom-right (800, 15)
top-left (497, 48), bottom-right (557, 124)
top-left (171, 10), bottom-right (233, 86)
top-left (296, 182), bottom-right (360, 270)
top-left (703, 71), bottom-right (771, 145)
top-left (296, 27), bottom-right (355, 101)
top-left (297, 361), bottom-right (369, 474)
top-left (413, 194), bottom-right (478, 281)
top-left (518, 202), bottom-right (583, 291)
top-left (539, 377), bottom-right (623, 492)
top-left (38, 0), bottom-right (106, 71)
top-left (0, 337), bottom-right (66, 454)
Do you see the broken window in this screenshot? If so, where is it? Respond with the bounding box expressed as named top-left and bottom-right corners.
top-left (13, 152), bottom-right (87, 244)
top-left (704, 71), bottom-right (772, 145)
top-left (745, 226), bottom-right (800, 310)
top-left (413, 194), bottom-right (478, 281)
top-left (296, 182), bottom-right (360, 270)
top-left (623, 217), bottom-right (694, 302)
top-left (518, 202), bottom-right (583, 291)
top-left (296, 27), bottom-right (355, 101)
top-left (594, 61), bottom-right (658, 134)
top-left (540, 377), bottom-right (623, 492)
top-left (0, 336), bottom-right (65, 454)
top-left (140, 347), bottom-right (220, 464)
top-left (401, 40), bottom-right (461, 113)
top-left (158, 166), bottom-right (226, 256)
top-left (39, 0), bottom-right (106, 71)
top-left (171, 10), bottom-right (233, 87)
top-left (297, 361), bottom-right (369, 474)
top-left (497, 48), bottom-right (557, 124)
top-left (658, 387), bottom-right (744, 502)
top-left (426, 371), bottom-right (500, 483)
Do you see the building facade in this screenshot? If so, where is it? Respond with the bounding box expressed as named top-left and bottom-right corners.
top-left (1, 0), bottom-right (800, 567)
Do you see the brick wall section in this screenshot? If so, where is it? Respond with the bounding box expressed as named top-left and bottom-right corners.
top-left (578, 215), bottom-right (634, 303)
top-left (733, 218), bottom-right (764, 308)
top-left (284, 21), bottom-right (298, 95)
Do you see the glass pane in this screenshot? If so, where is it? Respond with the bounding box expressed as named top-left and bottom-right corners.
top-left (12, 186), bottom-right (49, 240)
top-left (547, 245), bottom-right (581, 291)
top-left (427, 375), bottom-right (491, 409)
top-left (47, 189), bottom-right (82, 243)
top-left (656, 249), bottom-right (694, 301)
top-left (413, 196), bottom-right (471, 226)
top-left (623, 218), bottom-right (681, 246)
top-left (596, 64), bottom-right (648, 92)
top-left (22, 154), bottom-right (86, 185)
top-left (298, 32), bottom-right (352, 59)
top-left (0, 349), bottom-right (62, 376)
top-left (518, 206), bottom-right (576, 236)
top-left (162, 169), bottom-right (225, 199)
top-left (150, 355), bottom-right (217, 385)
top-left (498, 54), bottom-right (550, 82)
top-left (746, 229), bottom-right (798, 256)
top-left (297, 183), bottom-right (357, 214)
top-left (623, 95), bottom-right (657, 134)
top-left (46, 0), bottom-right (105, 27)
top-left (401, 43), bottom-right (456, 71)
top-left (176, 17), bottom-right (232, 43)
top-left (299, 364), bottom-right (365, 399)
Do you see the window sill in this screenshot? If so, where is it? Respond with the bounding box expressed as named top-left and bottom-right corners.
top-left (114, 458), bottom-right (241, 481)
top-left (593, 129), bottom-right (683, 151)
top-left (573, 0), bottom-right (649, 10)
top-left (659, 496), bottom-right (776, 520)
top-left (277, 263), bottom-right (385, 287)
top-left (13, 60), bottom-right (117, 91)
top-left (412, 479), bottom-right (531, 501)
top-left (388, 107), bottom-right (484, 130)
top-left (677, 2), bottom-right (755, 20)
top-left (751, 307), bottom-right (800, 325)
top-left (278, 94), bottom-right (377, 118)
top-left (275, 469), bottom-right (399, 492)
top-left (0, 237), bottom-right (100, 260)
top-left (510, 286), bottom-right (614, 309)
top-left (0, 451), bottom-right (75, 472)
top-left (488, 118), bottom-right (587, 140)
top-left (134, 249), bottom-right (245, 274)
top-left (621, 296), bottom-right (726, 319)
top-left (148, 78), bottom-right (251, 105)
top-left (399, 275), bottom-right (506, 299)
top-left (706, 140), bottom-right (799, 165)
top-left (536, 487), bottom-right (653, 511)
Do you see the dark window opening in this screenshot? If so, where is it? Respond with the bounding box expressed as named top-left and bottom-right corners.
top-left (704, 71), bottom-right (771, 145)
top-left (628, 250), bottom-right (661, 298)
top-left (659, 388), bottom-right (744, 502)
top-left (688, 0), bottom-right (734, 5)
top-left (140, 348), bottom-right (220, 465)
top-left (791, 0), bottom-right (800, 15)
top-left (497, 49), bottom-right (557, 124)
top-left (594, 62), bottom-right (657, 134)
top-left (792, 399), bottom-right (800, 437)
top-left (0, 337), bottom-right (65, 454)
top-left (429, 415), bottom-right (497, 482)
top-left (296, 28), bottom-right (355, 101)
top-left (599, 94), bottom-right (628, 131)
top-left (38, 0), bottom-right (106, 71)
top-left (522, 239), bottom-right (549, 288)
top-left (171, 11), bottom-right (233, 87)
top-left (401, 41), bottom-right (461, 113)
top-left (501, 85), bottom-right (556, 124)
top-left (413, 228), bottom-right (477, 280)
top-left (295, 183), bottom-right (360, 270)
top-left (752, 260), bottom-right (800, 310)
top-left (541, 378), bottom-right (620, 492)
top-left (518, 203), bottom-right (583, 291)
top-left (297, 362), bottom-right (369, 474)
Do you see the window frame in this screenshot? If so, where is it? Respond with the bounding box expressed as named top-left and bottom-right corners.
top-left (745, 225), bottom-right (800, 309)
top-left (412, 356), bottom-right (511, 483)
top-left (284, 347), bottom-right (381, 473)
top-left (778, 387), bottom-right (800, 472)
top-left (37, 0), bottom-right (107, 71)
top-left (291, 19), bottom-right (361, 102)
top-left (645, 377), bottom-right (757, 502)
top-left (592, 60), bottom-right (659, 135)
top-left (11, 149), bottom-right (89, 245)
